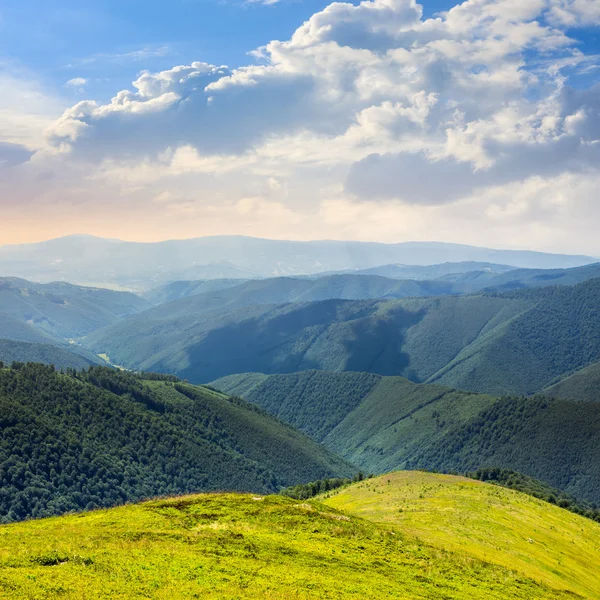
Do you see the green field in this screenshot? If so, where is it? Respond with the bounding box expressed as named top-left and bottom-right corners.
top-left (0, 472), bottom-right (595, 599)
top-left (325, 471), bottom-right (600, 599)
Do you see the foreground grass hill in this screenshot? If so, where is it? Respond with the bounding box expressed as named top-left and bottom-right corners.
top-left (0, 364), bottom-right (350, 522)
top-left (324, 472), bottom-right (600, 600)
top-left (85, 277), bottom-right (600, 396)
top-left (213, 370), bottom-right (600, 503)
top-left (0, 473), bottom-right (596, 599)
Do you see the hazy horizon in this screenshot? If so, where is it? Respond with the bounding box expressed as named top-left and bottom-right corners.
top-left (1, 232), bottom-right (599, 258)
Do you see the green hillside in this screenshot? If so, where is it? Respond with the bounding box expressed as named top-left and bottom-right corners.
top-left (0, 339), bottom-right (98, 370)
top-left (213, 370), bottom-right (600, 503)
top-left (544, 360), bottom-right (600, 401)
top-left (324, 471), bottom-right (600, 600)
top-left (405, 395), bottom-right (600, 503)
top-left (0, 476), bottom-right (591, 599)
top-left (85, 293), bottom-right (529, 384)
top-left (429, 279), bottom-right (600, 394)
top-left (143, 278), bottom-right (249, 305)
top-left (0, 363), bottom-right (350, 522)
top-left (85, 278), bottom-right (600, 395)
top-left (0, 277), bottom-right (151, 341)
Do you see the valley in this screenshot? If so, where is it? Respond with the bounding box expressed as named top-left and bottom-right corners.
top-left (1, 234), bottom-right (600, 597)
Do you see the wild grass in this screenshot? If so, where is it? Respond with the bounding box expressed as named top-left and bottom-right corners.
top-left (0, 490), bottom-right (576, 599)
top-left (325, 471), bottom-right (600, 599)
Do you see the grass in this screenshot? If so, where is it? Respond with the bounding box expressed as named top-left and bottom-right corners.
top-left (324, 471), bottom-right (600, 599)
top-left (0, 489), bottom-right (581, 599)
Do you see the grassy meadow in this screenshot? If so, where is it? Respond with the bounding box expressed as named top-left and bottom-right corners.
top-left (0, 474), bottom-right (595, 598)
top-left (325, 471), bottom-right (600, 599)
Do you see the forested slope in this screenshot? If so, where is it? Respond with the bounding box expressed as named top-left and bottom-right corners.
top-left (0, 339), bottom-right (98, 370)
top-left (543, 360), bottom-right (600, 401)
top-left (214, 370), bottom-right (600, 503)
top-left (86, 278), bottom-right (600, 395)
top-left (0, 364), bottom-right (351, 522)
top-left (0, 277), bottom-right (150, 341)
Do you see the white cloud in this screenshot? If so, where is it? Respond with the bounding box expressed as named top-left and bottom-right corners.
top-left (2, 0), bottom-right (600, 252)
top-left (65, 77), bottom-right (88, 88)
top-left (549, 0), bottom-right (600, 26)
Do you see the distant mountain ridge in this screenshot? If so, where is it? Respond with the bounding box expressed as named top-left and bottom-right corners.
top-left (143, 263), bottom-right (600, 306)
top-left (0, 234), bottom-right (595, 290)
top-left (85, 277), bottom-right (600, 396)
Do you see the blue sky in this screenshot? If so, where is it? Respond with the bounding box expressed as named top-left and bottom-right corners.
top-left (0, 0), bottom-right (468, 100)
top-left (1, 0), bottom-right (600, 252)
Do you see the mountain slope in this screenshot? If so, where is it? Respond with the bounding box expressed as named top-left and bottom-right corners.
top-left (0, 339), bottom-right (99, 370)
top-left (0, 277), bottom-right (151, 341)
top-left (325, 471), bottom-right (600, 600)
top-left (456, 262), bottom-right (600, 293)
top-left (0, 363), bottom-right (351, 522)
top-left (0, 234), bottom-right (595, 289)
top-left (212, 371), bottom-right (495, 470)
top-left (85, 278), bottom-right (600, 396)
top-left (0, 479), bottom-right (587, 599)
top-left (122, 263), bottom-right (600, 306)
top-left (428, 279), bottom-right (600, 394)
top-left (543, 360), bottom-right (600, 402)
top-left (137, 274), bottom-right (459, 310)
top-left (333, 261), bottom-right (517, 279)
top-left (405, 395), bottom-right (600, 503)
top-left (143, 278), bottom-right (250, 305)
top-left (213, 370), bottom-right (600, 503)
top-left (85, 294), bottom-right (529, 383)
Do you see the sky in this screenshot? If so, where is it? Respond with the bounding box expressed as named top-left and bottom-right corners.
top-left (1, 0), bottom-right (599, 253)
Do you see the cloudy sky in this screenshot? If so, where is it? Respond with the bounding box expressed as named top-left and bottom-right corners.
top-left (1, 0), bottom-right (599, 253)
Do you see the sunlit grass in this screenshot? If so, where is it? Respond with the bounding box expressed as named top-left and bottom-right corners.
top-left (325, 471), bottom-right (600, 599)
top-left (0, 489), bottom-right (576, 599)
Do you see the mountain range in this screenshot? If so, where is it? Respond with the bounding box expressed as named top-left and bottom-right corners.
top-left (84, 277), bottom-right (600, 396)
top-left (0, 234), bottom-right (596, 290)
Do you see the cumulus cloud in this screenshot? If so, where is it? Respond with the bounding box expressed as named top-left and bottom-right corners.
top-left (2, 0), bottom-right (600, 252)
top-left (65, 77), bottom-right (88, 88)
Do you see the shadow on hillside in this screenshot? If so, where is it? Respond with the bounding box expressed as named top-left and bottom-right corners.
top-left (178, 300), bottom-right (428, 383)
top-left (179, 300), bottom-right (358, 382)
top-left (342, 304), bottom-right (427, 378)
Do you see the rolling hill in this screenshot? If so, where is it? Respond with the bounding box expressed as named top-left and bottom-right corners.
top-left (324, 471), bottom-right (600, 600)
top-left (0, 339), bottom-right (99, 370)
top-left (0, 234), bottom-right (595, 290)
top-left (0, 277), bottom-right (151, 341)
top-left (212, 370), bottom-right (600, 503)
top-left (0, 363), bottom-right (351, 522)
top-left (85, 278), bottom-right (600, 395)
top-left (0, 473), bottom-right (595, 599)
top-left (543, 360), bottom-right (600, 402)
